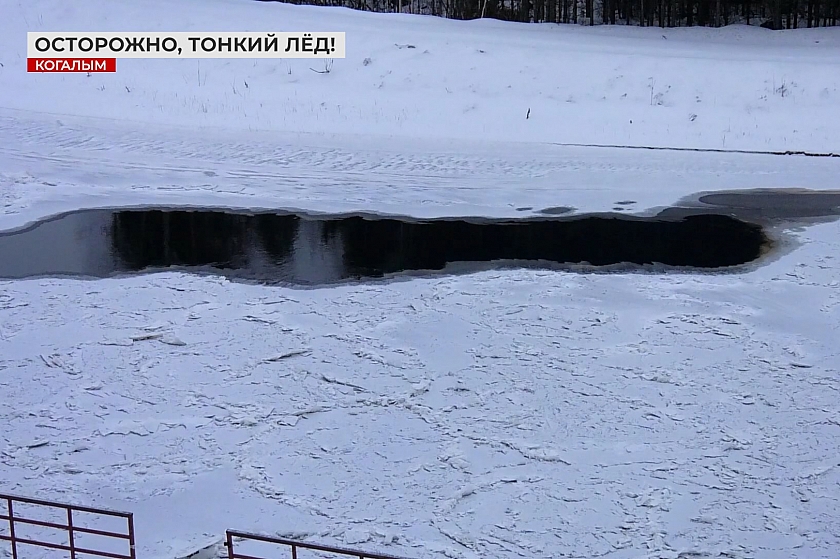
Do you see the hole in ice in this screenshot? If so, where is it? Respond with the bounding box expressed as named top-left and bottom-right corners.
top-left (0, 208), bottom-right (771, 285)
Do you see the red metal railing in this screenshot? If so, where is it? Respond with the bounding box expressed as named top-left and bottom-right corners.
top-left (0, 493), bottom-right (136, 559)
top-left (225, 530), bottom-right (413, 559)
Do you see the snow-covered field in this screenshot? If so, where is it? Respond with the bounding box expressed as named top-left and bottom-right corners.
top-left (1, 1), bottom-right (840, 558)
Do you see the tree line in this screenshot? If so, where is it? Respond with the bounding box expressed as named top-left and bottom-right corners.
top-left (260, 0), bottom-right (839, 28)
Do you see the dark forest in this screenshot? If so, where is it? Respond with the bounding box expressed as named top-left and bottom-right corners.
top-left (259, 0), bottom-right (838, 29)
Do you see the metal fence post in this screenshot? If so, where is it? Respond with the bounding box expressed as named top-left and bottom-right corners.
top-left (6, 498), bottom-right (18, 559)
top-left (226, 531), bottom-right (235, 559)
top-left (67, 508), bottom-right (77, 559)
top-left (128, 513), bottom-right (137, 559)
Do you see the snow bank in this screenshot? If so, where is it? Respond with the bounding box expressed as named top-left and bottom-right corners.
top-left (1, 0), bottom-right (839, 151)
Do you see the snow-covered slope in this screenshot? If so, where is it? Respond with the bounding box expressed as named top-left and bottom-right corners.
top-left (1, 0), bottom-right (839, 152)
top-left (1, 2), bottom-right (839, 559)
